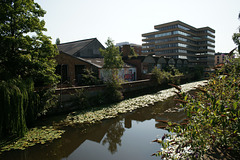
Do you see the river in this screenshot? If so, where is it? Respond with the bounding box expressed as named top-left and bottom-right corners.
top-left (0, 81), bottom-right (207, 160)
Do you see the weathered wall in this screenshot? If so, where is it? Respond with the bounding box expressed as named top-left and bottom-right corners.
top-left (55, 52), bottom-right (94, 84)
top-left (99, 67), bottom-right (137, 82)
top-left (55, 79), bottom-right (156, 103)
top-left (124, 58), bottom-right (143, 80)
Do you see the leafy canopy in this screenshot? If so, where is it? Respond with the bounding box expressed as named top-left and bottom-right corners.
top-left (0, 0), bottom-right (59, 86)
top-left (0, 0), bottom-right (59, 138)
top-left (100, 38), bottom-right (123, 69)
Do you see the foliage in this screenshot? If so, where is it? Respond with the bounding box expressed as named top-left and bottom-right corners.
top-left (80, 69), bottom-right (103, 86)
top-left (56, 38), bottom-right (60, 45)
top-left (165, 65), bottom-right (183, 76)
top-left (232, 12), bottom-right (240, 53)
top-left (99, 38), bottom-right (123, 69)
top-left (192, 66), bottom-right (204, 80)
top-left (103, 76), bottom-right (123, 104)
top-left (155, 58), bottom-right (240, 159)
top-left (61, 80), bottom-right (206, 127)
top-left (128, 47), bottom-right (138, 58)
top-left (72, 89), bottom-right (89, 110)
top-left (0, 126), bottom-right (64, 153)
top-left (0, 78), bottom-right (32, 138)
top-left (0, 0), bottom-right (59, 84)
top-left (100, 38), bottom-right (124, 103)
top-left (0, 0), bottom-right (59, 138)
top-left (152, 67), bottom-right (183, 85)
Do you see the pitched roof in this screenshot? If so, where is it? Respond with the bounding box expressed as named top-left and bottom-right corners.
top-left (82, 58), bottom-right (135, 69)
top-left (57, 38), bottom-right (96, 56)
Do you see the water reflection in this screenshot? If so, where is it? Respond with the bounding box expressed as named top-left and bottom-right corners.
top-left (102, 121), bottom-right (125, 154)
top-left (0, 96), bottom-right (186, 160)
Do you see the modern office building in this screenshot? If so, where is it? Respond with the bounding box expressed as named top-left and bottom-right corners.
top-left (142, 20), bottom-right (215, 67)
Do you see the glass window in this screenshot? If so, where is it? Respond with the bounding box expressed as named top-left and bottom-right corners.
top-left (207, 30), bottom-right (215, 35)
top-left (207, 46), bottom-right (215, 50)
top-left (207, 41), bottom-right (215, 45)
top-left (156, 25), bottom-right (178, 31)
top-left (173, 30), bottom-right (190, 37)
top-left (155, 32), bottom-right (172, 38)
top-left (206, 36), bottom-right (215, 41)
top-left (178, 25), bottom-right (190, 31)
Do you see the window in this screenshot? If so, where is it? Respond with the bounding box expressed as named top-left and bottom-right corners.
top-left (56, 65), bottom-right (68, 82)
top-left (75, 65), bottom-right (85, 85)
top-left (173, 30), bottom-right (190, 37)
top-left (178, 24), bottom-right (190, 31)
top-left (155, 32), bottom-right (172, 38)
top-left (206, 36), bottom-right (215, 41)
top-left (156, 25), bottom-right (178, 31)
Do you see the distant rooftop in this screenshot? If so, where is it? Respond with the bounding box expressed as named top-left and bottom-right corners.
top-left (57, 38), bottom-right (96, 56)
top-left (116, 42), bottom-right (141, 47)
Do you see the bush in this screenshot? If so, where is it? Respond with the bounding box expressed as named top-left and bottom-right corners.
top-left (72, 89), bottom-right (89, 109)
top-left (78, 69), bottom-right (103, 86)
top-left (103, 76), bottom-right (123, 104)
top-left (152, 67), bottom-right (182, 85)
top-left (193, 66), bottom-right (204, 80)
top-left (155, 58), bottom-right (240, 159)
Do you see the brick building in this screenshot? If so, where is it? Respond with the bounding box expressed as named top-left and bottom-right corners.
top-left (56, 38), bottom-right (137, 85)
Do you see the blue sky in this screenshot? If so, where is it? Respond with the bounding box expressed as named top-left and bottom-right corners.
top-left (35, 0), bottom-right (240, 53)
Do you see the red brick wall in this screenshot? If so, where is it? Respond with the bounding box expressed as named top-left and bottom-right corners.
top-left (55, 53), bottom-right (93, 85)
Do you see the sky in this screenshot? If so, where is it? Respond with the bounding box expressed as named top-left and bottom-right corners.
top-left (35, 0), bottom-right (240, 53)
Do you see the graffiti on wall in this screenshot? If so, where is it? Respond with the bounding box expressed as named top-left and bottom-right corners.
top-left (100, 68), bottom-right (136, 82)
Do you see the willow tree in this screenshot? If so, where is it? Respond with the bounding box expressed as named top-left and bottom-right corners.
top-left (0, 0), bottom-right (59, 138)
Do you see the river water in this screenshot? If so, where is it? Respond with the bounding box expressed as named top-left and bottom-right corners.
top-left (0, 95), bottom-right (188, 160)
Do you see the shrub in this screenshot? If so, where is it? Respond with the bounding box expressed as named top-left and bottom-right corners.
top-left (152, 67), bottom-right (182, 85)
top-left (103, 76), bottom-right (123, 104)
top-left (79, 69), bottom-right (103, 86)
top-left (154, 58), bottom-right (240, 159)
top-left (72, 89), bottom-right (89, 109)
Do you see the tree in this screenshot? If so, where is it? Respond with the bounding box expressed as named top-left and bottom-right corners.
top-left (0, 0), bottom-right (59, 138)
top-left (56, 38), bottom-right (60, 45)
top-left (99, 38), bottom-right (124, 103)
top-left (129, 47), bottom-right (138, 58)
top-left (99, 38), bottom-right (123, 69)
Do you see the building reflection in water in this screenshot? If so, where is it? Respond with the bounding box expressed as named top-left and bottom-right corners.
top-left (0, 95), bottom-right (189, 160)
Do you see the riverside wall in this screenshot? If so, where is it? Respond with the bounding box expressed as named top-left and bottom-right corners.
top-left (55, 79), bottom-right (157, 103)
top-left (55, 75), bottom-right (193, 103)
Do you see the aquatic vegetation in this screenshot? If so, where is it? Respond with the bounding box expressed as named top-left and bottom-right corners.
top-left (62, 80), bottom-right (207, 126)
top-left (0, 127), bottom-right (65, 153)
top-left (0, 80), bottom-right (206, 153)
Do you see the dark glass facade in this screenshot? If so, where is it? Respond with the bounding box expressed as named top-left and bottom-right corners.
top-left (142, 20), bottom-right (215, 67)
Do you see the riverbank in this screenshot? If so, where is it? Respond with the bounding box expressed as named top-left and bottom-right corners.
top-left (60, 80), bottom-right (207, 126)
top-left (0, 80), bottom-right (207, 153)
